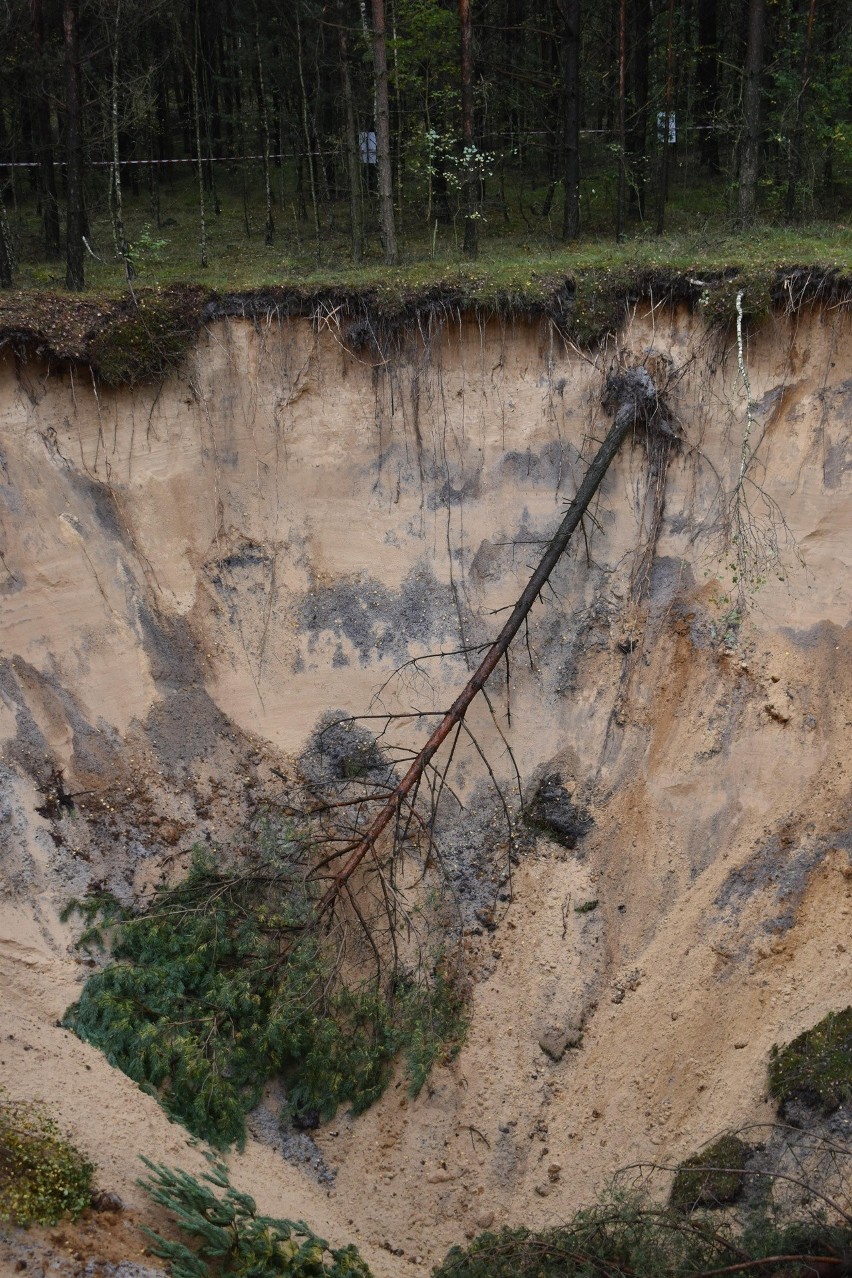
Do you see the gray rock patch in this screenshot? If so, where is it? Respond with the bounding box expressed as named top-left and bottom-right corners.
top-left (298, 563), bottom-right (459, 665)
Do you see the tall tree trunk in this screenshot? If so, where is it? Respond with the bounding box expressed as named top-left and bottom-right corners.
top-left (736, 0), bottom-right (765, 227)
top-left (147, 106), bottom-right (161, 230)
top-left (198, 8), bottom-right (220, 214)
top-left (178, 8), bottom-right (208, 268)
top-left (785, 0), bottom-right (817, 221)
top-left (192, 70), bottom-right (208, 264)
top-left (818, 0), bottom-right (839, 200)
top-left (63, 0), bottom-right (85, 291)
top-left (295, 5), bottom-right (321, 261)
top-left (460, 0), bottom-right (477, 258)
top-left (390, 0), bottom-right (404, 228)
top-left (560, 0), bottom-right (581, 241)
top-left (627, 0), bottom-right (651, 220)
top-left (236, 34), bottom-right (252, 238)
top-left (696, 0), bottom-right (720, 172)
top-left (109, 0), bottom-right (131, 279)
top-left (655, 0), bottom-right (676, 234)
top-left (32, 0), bottom-right (61, 258)
top-left (219, 25), bottom-right (235, 152)
top-left (0, 186), bottom-right (14, 287)
top-left (155, 65), bottom-right (172, 162)
top-left (337, 0), bottom-right (364, 264)
top-left (370, 0), bottom-right (398, 265)
top-left (310, 24), bottom-right (332, 209)
top-left (615, 0), bottom-right (626, 240)
top-left (254, 10), bottom-right (274, 245)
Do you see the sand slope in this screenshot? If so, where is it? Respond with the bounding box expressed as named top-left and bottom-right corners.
top-left (0, 302), bottom-right (850, 1274)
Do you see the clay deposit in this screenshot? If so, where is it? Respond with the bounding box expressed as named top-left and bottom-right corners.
top-left (0, 298), bottom-right (850, 1276)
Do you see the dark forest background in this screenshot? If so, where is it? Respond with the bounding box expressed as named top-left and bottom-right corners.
top-left (0, 0), bottom-right (850, 290)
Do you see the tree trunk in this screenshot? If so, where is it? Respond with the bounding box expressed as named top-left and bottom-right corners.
top-left (32, 0), bottom-right (61, 258)
top-left (179, 5), bottom-right (209, 269)
top-left (627, 0), bottom-right (651, 220)
top-left (370, 0), bottom-right (398, 265)
top-left (696, 0), bottom-right (720, 172)
top-left (655, 0), bottom-right (676, 235)
top-left (295, 5), bottom-right (321, 261)
top-left (254, 11), bottom-right (274, 245)
top-left (337, 0), bottom-right (364, 265)
top-left (785, 0), bottom-right (817, 221)
top-left (236, 33), bottom-right (251, 238)
top-left (63, 0), bottom-right (85, 291)
top-left (390, 0), bottom-right (404, 230)
top-left (155, 65), bottom-right (172, 162)
top-left (560, 0), bottom-right (581, 241)
top-left (460, 0), bottom-right (478, 259)
top-left (318, 370), bottom-right (669, 916)
top-left (0, 187), bottom-right (14, 287)
top-left (109, 0), bottom-right (132, 279)
top-left (615, 0), bottom-right (626, 240)
top-left (197, 6), bottom-right (219, 213)
top-left (736, 0), bottom-right (765, 227)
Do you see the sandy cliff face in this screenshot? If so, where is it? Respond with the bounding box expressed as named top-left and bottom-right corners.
top-left (0, 302), bottom-right (850, 1275)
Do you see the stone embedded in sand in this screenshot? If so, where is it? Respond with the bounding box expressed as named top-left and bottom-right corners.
top-left (764, 692), bottom-right (792, 723)
top-left (90, 1190), bottom-right (124, 1212)
top-left (538, 1025), bottom-right (581, 1061)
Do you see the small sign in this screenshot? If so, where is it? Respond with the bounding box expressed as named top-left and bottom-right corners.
top-left (359, 131), bottom-right (377, 165)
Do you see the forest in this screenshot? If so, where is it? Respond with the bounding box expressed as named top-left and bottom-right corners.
top-left (0, 0), bottom-right (850, 291)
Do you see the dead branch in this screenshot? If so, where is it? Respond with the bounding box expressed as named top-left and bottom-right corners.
top-left (687, 1257), bottom-right (846, 1278)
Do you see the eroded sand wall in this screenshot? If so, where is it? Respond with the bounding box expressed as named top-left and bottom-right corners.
top-left (0, 304), bottom-right (850, 1274)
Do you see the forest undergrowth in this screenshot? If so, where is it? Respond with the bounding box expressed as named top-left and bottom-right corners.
top-left (5, 167), bottom-right (852, 299)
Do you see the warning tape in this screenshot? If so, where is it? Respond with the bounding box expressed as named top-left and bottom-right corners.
top-left (0, 152), bottom-right (323, 169)
top-left (0, 124), bottom-right (719, 169)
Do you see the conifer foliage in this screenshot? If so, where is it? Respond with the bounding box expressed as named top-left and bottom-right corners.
top-left (62, 828), bottom-right (466, 1148)
top-left (139, 1155), bottom-right (372, 1277)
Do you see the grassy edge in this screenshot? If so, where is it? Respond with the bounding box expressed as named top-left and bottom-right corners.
top-left (0, 262), bottom-right (849, 387)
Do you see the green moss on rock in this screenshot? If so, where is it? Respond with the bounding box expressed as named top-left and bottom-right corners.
top-left (768, 1006), bottom-right (852, 1116)
top-left (669, 1134), bottom-right (751, 1212)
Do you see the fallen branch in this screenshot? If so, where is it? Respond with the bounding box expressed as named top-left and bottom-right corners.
top-left (688, 1257), bottom-right (846, 1278)
top-left (318, 367), bottom-right (671, 917)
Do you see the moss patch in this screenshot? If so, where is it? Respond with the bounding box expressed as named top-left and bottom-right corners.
top-left (0, 1090), bottom-right (94, 1226)
top-left (0, 284), bottom-right (204, 386)
top-left (768, 1006), bottom-right (852, 1116)
top-left (88, 287), bottom-right (204, 386)
top-left (669, 1134), bottom-right (751, 1212)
